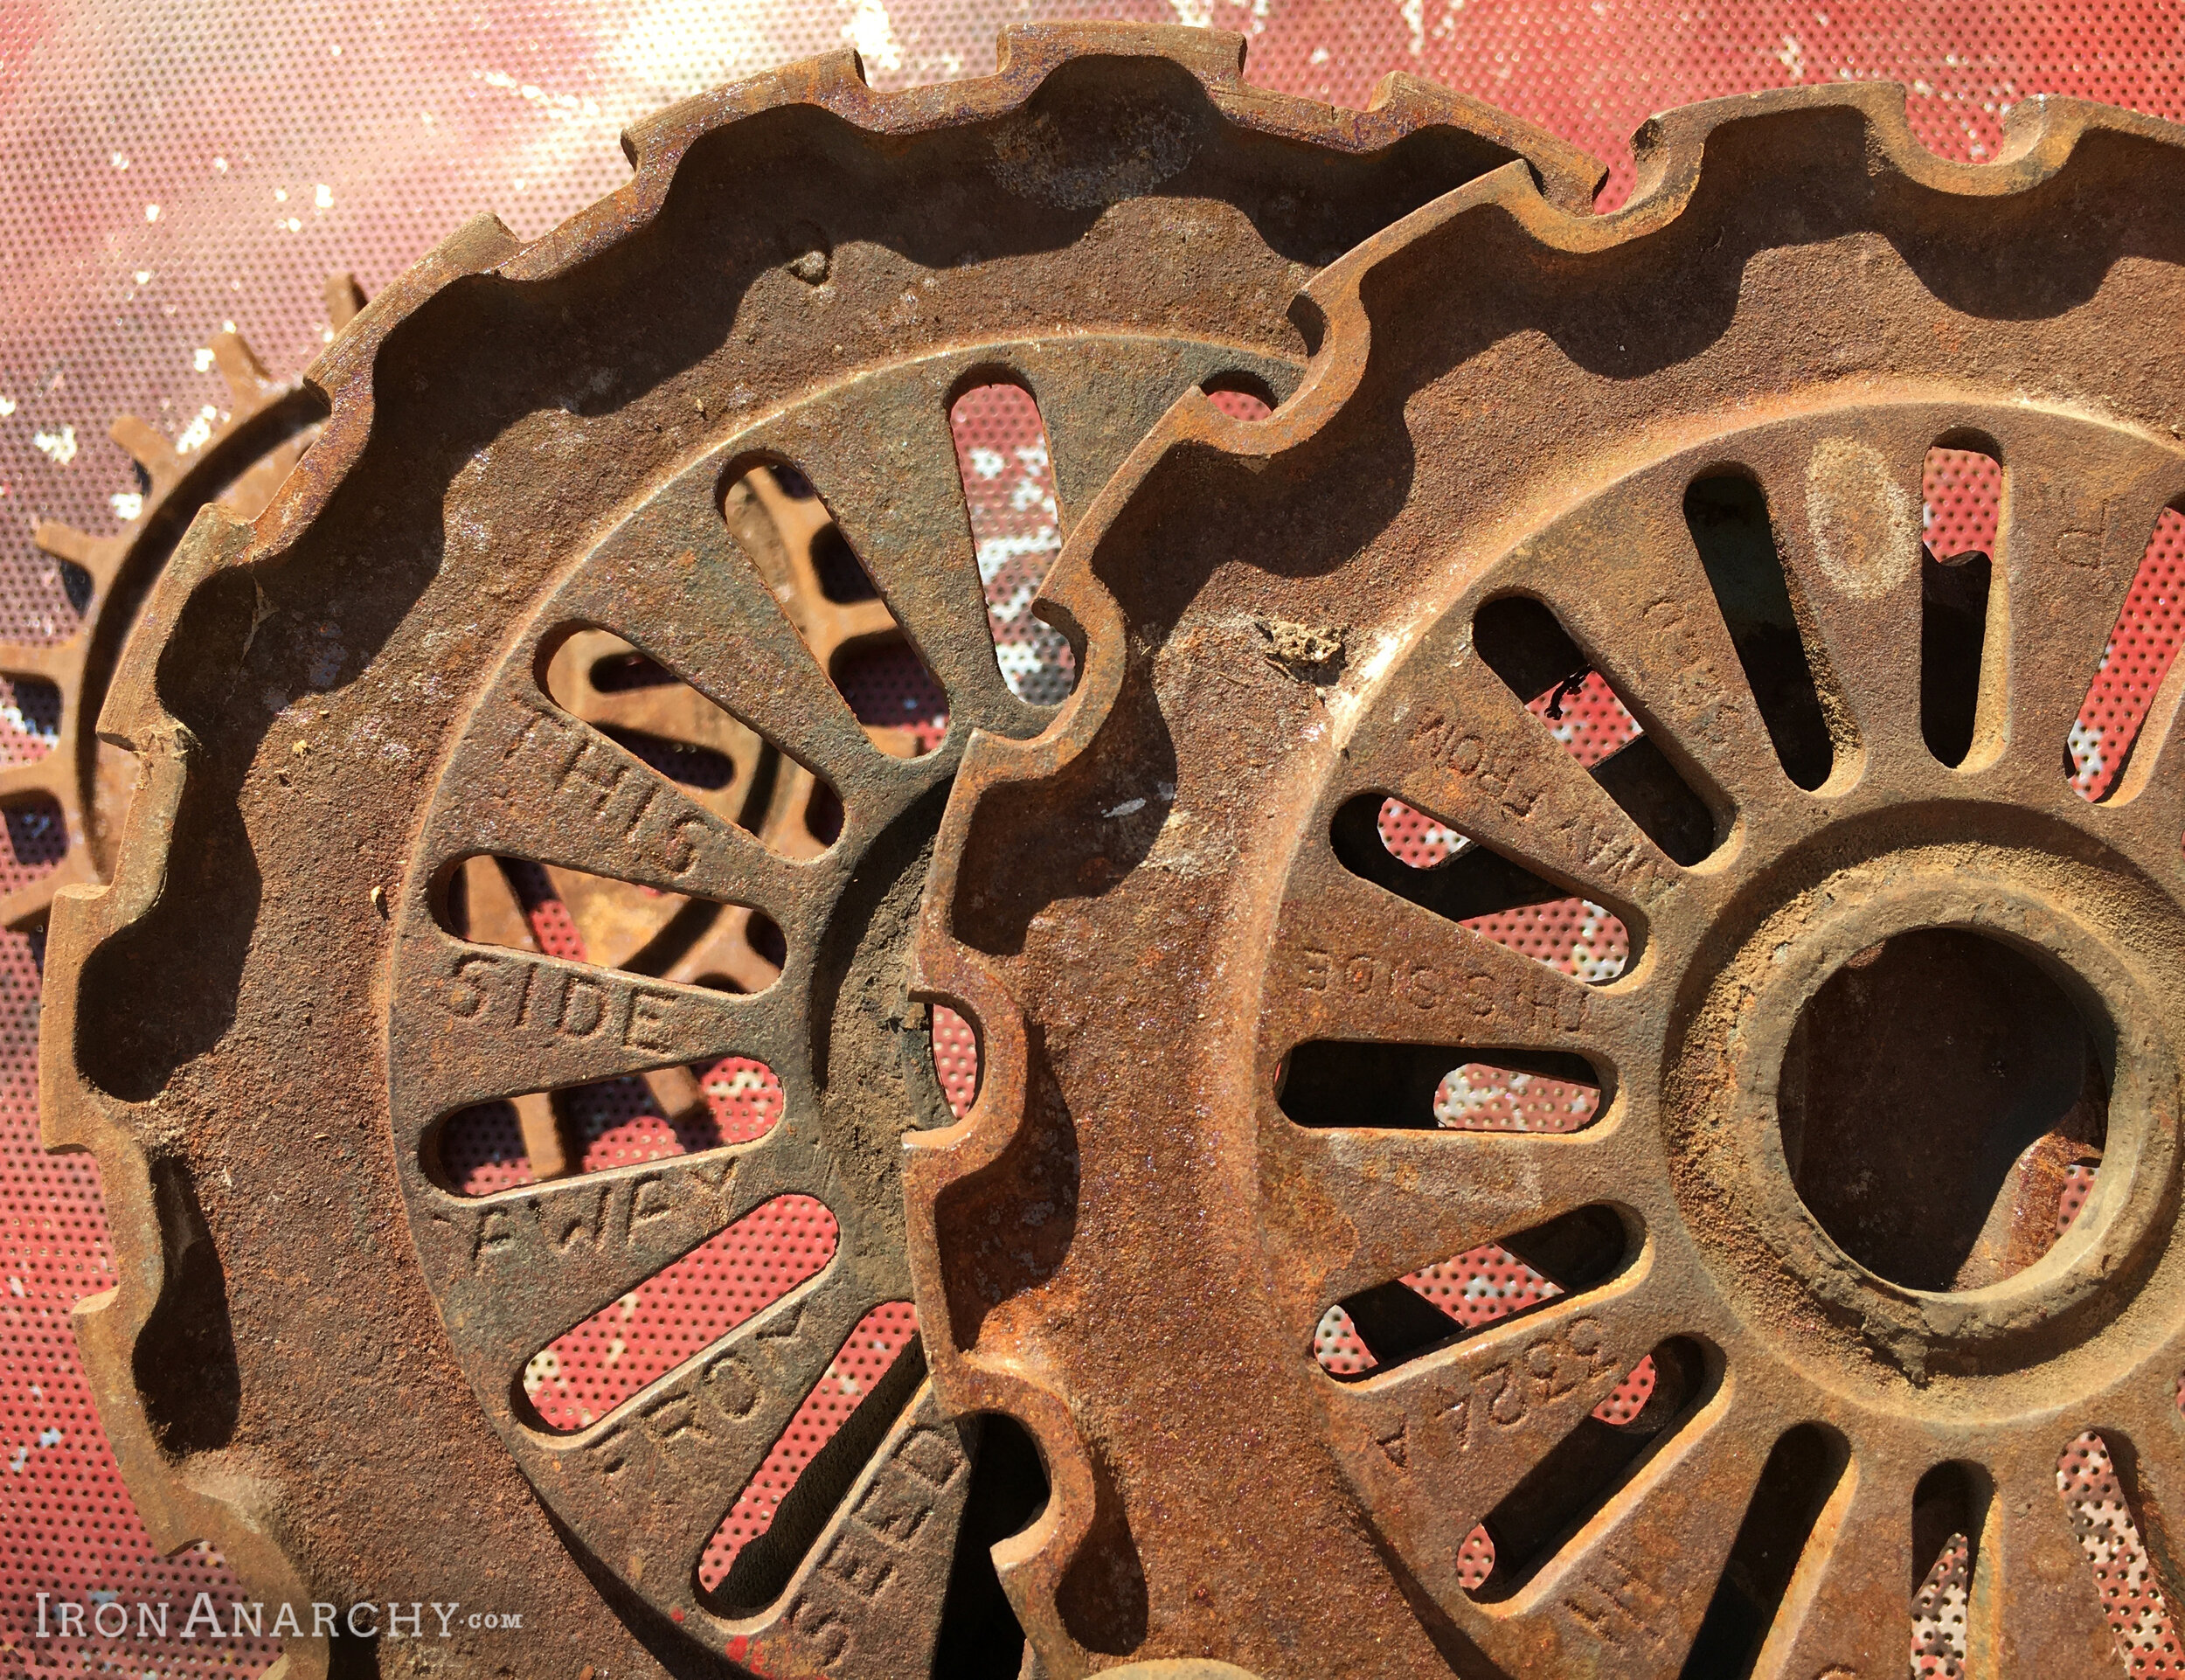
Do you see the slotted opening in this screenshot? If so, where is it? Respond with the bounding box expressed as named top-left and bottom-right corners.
top-left (932, 1003), bottom-right (981, 1119)
top-left (1279, 1040), bottom-right (1601, 1134)
top-left (432, 1058), bottom-right (785, 1197)
top-left (932, 1415), bottom-right (1049, 1677)
top-left (834, 642), bottom-right (949, 755)
top-left (1680, 1424), bottom-right (1847, 1678)
top-left (1685, 474), bottom-right (1835, 789)
top-left (0, 794), bottom-right (66, 891)
top-left (1911, 1461), bottom-right (1988, 1677)
top-left (538, 627), bottom-right (818, 852)
top-left (517, 1192), bottom-right (838, 1434)
top-left (2072, 505), bottom-right (2185, 800)
top-left (0, 675), bottom-right (60, 760)
top-left (1920, 445), bottom-right (2001, 768)
top-left (2057, 1431), bottom-right (2184, 1670)
top-left (697, 1302), bottom-right (923, 1613)
top-left (1466, 1337), bottom-right (1715, 1604)
top-left (1331, 794), bottom-right (1635, 985)
top-left (949, 382), bottom-right (1075, 705)
top-left (1474, 594), bottom-right (1717, 864)
top-left (444, 852), bottom-right (782, 989)
top-left (1203, 372), bottom-right (1276, 422)
top-left (1312, 1204), bottom-right (1628, 1378)
top-left (725, 461), bottom-right (950, 757)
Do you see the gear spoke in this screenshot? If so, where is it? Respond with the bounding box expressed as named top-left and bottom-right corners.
top-left (787, 398), bottom-right (1032, 737)
top-left (1480, 1377), bottom-right (1772, 1677)
top-left (393, 932), bottom-right (787, 1113)
top-left (532, 1263), bottom-right (883, 1613)
top-left (1971, 1440), bottom-right (2122, 1671)
top-left (1339, 642), bottom-right (1684, 920)
top-left (1746, 1446), bottom-right (1911, 1680)
top-left (1268, 842), bottom-right (1630, 1060)
top-left (411, 1139), bottom-right (815, 1378)
top-left (1992, 441), bottom-right (2185, 781)
top-left (1266, 1121), bottom-right (1640, 1311)
top-left (555, 487), bottom-right (893, 810)
top-left (441, 675), bottom-right (815, 913)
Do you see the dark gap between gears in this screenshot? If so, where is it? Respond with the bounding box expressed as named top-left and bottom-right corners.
top-left (1919, 444), bottom-right (2000, 768)
top-left (1467, 1337), bottom-right (1716, 1604)
top-left (1473, 594), bottom-right (1718, 865)
top-left (697, 1306), bottom-right (925, 1612)
top-left (948, 381), bottom-right (1075, 705)
top-left (1323, 1205), bottom-right (1628, 1377)
top-left (930, 1414), bottom-right (1050, 1677)
top-left (1678, 1423), bottom-right (1847, 1679)
top-left (515, 1193), bottom-right (840, 1435)
top-left (1683, 474), bottom-right (1835, 790)
top-left (1277, 1039), bottom-right (1601, 1133)
top-left (1332, 793), bottom-right (1634, 984)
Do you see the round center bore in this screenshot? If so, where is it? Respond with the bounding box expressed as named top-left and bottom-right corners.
top-left (1777, 927), bottom-right (2109, 1292)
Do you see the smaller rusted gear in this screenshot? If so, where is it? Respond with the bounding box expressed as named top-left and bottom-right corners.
top-left (911, 84), bottom-right (2185, 1677)
top-left (8, 275), bottom-right (364, 927)
top-left (40, 25), bottom-right (1598, 1680)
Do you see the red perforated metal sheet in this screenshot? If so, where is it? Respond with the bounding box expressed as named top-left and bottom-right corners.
top-left (7, 3), bottom-right (2185, 1677)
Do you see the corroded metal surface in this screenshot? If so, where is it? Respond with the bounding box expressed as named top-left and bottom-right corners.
top-left (912, 84), bottom-right (2185, 1677)
top-left (38, 26), bottom-right (1595, 1679)
top-left (3, 279), bottom-right (363, 928)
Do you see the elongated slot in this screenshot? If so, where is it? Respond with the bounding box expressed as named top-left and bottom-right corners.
top-left (834, 642), bottom-right (948, 754)
top-left (1279, 1040), bottom-right (1600, 1134)
top-left (1911, 1461), bottom-right (1987, 1676)
top-left (698, 1302), bottom-right (922, 1610)
top-left (0, 676), bottom-right (59, 762)
top-left (1467, 1338), bottom-right (1714, 1604)
top-left (950, 383), bottom-right (1074, 704)
top-left (932, 1004), bottom-right (981, 1119)
top-left (1920, 446), bottom-right (2001, 767)
top-left (0, 796), bottom-right (65, 889)
top-left (1685, 474), bottom-right (1834, 789)
top-left (1331, 795), bottom-right (1634, 984)
top-left (1474, 594), bottom-right (1714, 864)
top-left (2056, 1431), bottom-right (2182, 1666)
top-left (1313, 1205), bottom-right (1627, 1378)
top-left (434, 1059), bottom-right (783, 1198)
top-left (1679, 1425), bottom-right (1846, 1677)
top-left (2072, 506), bottom-right (2185, 800)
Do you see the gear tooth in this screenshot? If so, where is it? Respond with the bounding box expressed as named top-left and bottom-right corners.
top-left (324, 272), bottom-right (368, 330)
top-left (108, 414), bottom-right (181, 484)
top-left (211, 330), bottom-right (270, 402)
top-left (31, 519), bottom-right (100, 566)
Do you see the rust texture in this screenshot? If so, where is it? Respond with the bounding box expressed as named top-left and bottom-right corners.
top-left (913, 85), bottom-right (2185, 1677)
top-left (38, 25), bottom-right (1593, 1679)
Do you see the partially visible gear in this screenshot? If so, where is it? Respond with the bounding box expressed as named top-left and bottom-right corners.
top-left (7, 274), bottom-right (364, 927)
top-left (40, 25), bottom-right (1599, 1680)
top-left (910, 84), bottom-right (2185, 1677)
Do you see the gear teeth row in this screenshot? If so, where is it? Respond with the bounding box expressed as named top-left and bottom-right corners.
top-left (3, 275), bottom-right (365, 931)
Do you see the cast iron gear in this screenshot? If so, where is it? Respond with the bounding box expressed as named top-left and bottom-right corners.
top-left (7, 276), bottom-right (364, 927)
top-left (912, 84), bottom-right (2185, 1677)
top-left (39, 26), bottom-right (1595, 1680)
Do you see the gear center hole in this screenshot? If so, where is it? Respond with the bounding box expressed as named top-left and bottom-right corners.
top-left (1778, 927), bottom-right (2108, 1292)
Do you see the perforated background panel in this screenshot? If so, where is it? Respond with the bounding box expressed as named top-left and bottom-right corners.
top-left (5, 3), bottom-right (2185, 1676)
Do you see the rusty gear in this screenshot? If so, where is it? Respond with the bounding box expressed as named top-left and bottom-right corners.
top-left (912, 85), bottom-right (2185, 1677)
top-left (5, 276), bottom-right (364, 928)
top-left (39, 26), bottom-right (1596, 1680)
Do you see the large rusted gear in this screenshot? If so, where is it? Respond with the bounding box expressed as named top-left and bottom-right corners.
top-left (912, 85), bottom-right (2185, 1677)
top-left (39, 27), bottom-right (1596, 1680)
top-left (5, 277), bottom-right (364, 927)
